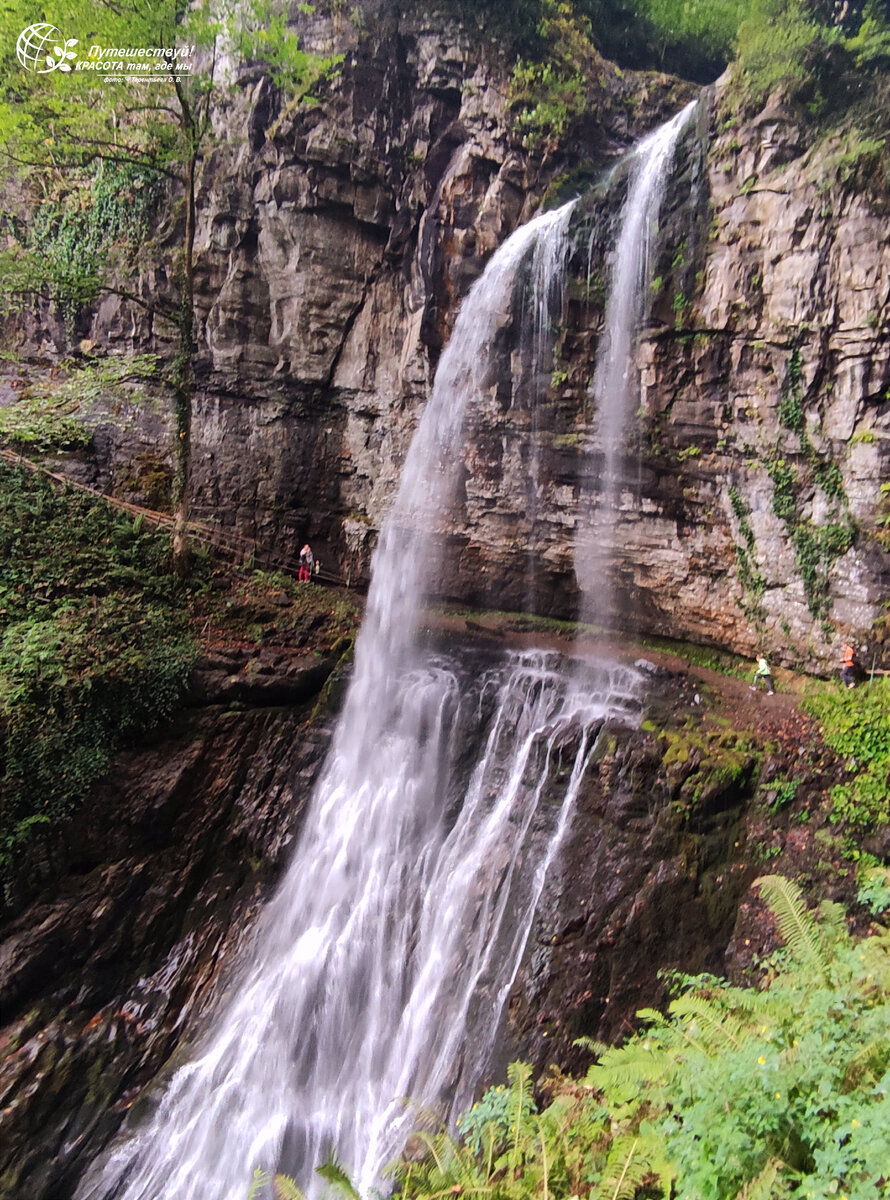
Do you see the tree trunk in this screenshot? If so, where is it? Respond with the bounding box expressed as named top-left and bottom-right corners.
top-left (171, 146), bottom-right (196, 576)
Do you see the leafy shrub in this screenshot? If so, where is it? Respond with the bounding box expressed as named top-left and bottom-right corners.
top-left (509, 0), bottom-right (596, 151)
top-left (0, 397), bottom-right (92, 453)
top-left (383, 877), bottom-right (890, 1200)
top-left (0, 463), bottom-right (196, 894)
top-left (0, 353), bottom-right (160, 454)
top-left (803, 678), bottom-right (890, 829)
top-left (857, 865), bottom-right (890, 915)
top-left (575, 0), bottom-right (747, 81)
top-left (845, 0), bottom-right (890, 70)
top-left (0, 160), bottom-right (162, 330)
top-left (735, 0), bottom-right (838, 109)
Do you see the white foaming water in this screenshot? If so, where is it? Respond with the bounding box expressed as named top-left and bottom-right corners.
top-left (518, 202), bottom-right (577, 612)
top-left (77, 201), bottom-right (648, 1200)
top-left (576, 101), bottom-right (697, 620)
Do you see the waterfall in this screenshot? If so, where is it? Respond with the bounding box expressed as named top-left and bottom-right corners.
top-left (575, 100), bottom-right (697, 624)
top-left (518, 203), bottom-right (577, 613)
top-left (77, 201), bottom-right (643, 1200)
top-left (75, 104), bottom-right (698, 1200)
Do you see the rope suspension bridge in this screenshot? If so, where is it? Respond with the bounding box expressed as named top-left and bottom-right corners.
top-left (0, 446), bottom-right (348, 587)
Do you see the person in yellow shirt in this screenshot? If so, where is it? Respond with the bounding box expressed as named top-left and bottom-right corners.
top-left (750, 654), bottom-right (775, 695)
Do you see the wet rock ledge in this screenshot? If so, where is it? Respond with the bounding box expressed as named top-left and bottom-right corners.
top-left (0, 651), bottom-right (337, 1200)
top-left (0, 627), bottom-right (857, 1200)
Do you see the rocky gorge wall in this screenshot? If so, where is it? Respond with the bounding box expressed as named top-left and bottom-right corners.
top-left (7, 4), bottom-right (889, 671)
top-left (0, 660), bottom-right (335, 1199)
top-left (2, 623), bottom-right (842, 1200)
top-left (3, 14), bottom-right (889, 1194)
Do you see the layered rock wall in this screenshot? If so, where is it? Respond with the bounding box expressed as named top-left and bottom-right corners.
top-left (7, 4), bottom-right (888, 669)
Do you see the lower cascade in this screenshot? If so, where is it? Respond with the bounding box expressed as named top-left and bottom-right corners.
top-left (80, 653), bottom-right (642, 1200)
top-left (76, 104), bottom-right (693, 1200)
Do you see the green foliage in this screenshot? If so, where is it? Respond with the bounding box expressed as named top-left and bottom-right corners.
top-left (755, 873), bottom-right (831, 979)
top-left (574, 0), bottom-right (747, 81)
top-left (803, 679), bottom-right (890, 829)
top-left (0, 394), bottom-right (92, 453)
top-left (389, 880), bottom-right (890, 1200)
top-left (777, 348), bottom-right (804, 431)
top-left (764, 776), bottom-right (800, 813)
top-left (735, 0), bottom-right (838, 108)
top-left (767, 357), bottom-right (854, 623)
top-left (728, 484), bottom-right (767, 618)
top-left (0, 464), bottom-right (196, 891)
top-left (509, 0), bottom-right (595, 151)
top-left (635, 0), bottom-right (748, 69)
top-left (1, 161), bottom-right (163, 330)
top-left (273, 1176), bottom-right (306, 1200)
top-left (315, 1153), bottom-right (361, 1200)
top-left (822, 128), bottom-right (888, 190)
top-left (0, 354), bottom-right (160, 454)
top-left (658, 723), bottom-right (761, 818)
top-left (857, 865), bottom-right (890, 916)
top-left (0, 0), bottom-right (337, 571)
top-left (845, 0), bottom-right (890, 70)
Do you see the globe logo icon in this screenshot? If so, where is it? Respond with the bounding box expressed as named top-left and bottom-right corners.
top-left (16, 23), bottom-right (78, 73)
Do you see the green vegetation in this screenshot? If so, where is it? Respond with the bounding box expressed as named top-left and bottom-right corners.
top-left (767, 448), bottom-right (854, 623)
top-left (0, 0), bottom-right (337, 572)
top-left (1, 162), bottom-right (163, 332)
top-left (509, 0), bottom-right (598, 151)
top-left (0, 354), bottom-right (160, 454)
top-left (638, 633), bottom-right (750, 679)
top-left (331, 876), bottom-right (890, 1200)
top-left (803, 678), bottom-right (890, 830)
top-left (0, 394), bottom-right (92, 454)
top-left (761, 349), bottom-right (855, 624)
top-left (575, 0), bottom-right (749, 81)
top-left (735, 0), bottom-right (835, 107)
top-left (0, 463), bottom-right (196, 894)
top-left (491, 0), bottom-right (890, 103)
top-left (0, 463), bottom-right (361, 904)
top-left (727, 484), bottom-right (767, 621)
top-left (764, 775), bottom-right (800, 813)
top-left (729, 0), bottom-right (890, 195)
top-left (857, 865), bottom-right (890, 916)
top-left (658, 722), bottom-right (761, 816)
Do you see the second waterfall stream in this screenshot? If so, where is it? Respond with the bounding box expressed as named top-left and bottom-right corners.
top-left (77, 102), bottom-right (695, 1200)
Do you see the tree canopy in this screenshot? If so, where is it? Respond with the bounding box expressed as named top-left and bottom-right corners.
top-left (0, 0), bottom-right (338, 567)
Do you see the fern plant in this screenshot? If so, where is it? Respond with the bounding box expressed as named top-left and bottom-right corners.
top-left (379, 877), bottom-right (890, 1200)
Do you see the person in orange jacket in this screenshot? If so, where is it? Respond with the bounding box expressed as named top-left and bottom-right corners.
top-left (841, 643), bottom-right (857, 689)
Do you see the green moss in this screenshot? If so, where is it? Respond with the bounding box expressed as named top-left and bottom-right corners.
top-left (657, 722), bottom-right (762, 818)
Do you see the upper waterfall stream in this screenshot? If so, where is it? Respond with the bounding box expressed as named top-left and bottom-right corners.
top-left (75, 106), bottom-right (696, 1200)
top-left (576, 100), bottom-right (696, 623)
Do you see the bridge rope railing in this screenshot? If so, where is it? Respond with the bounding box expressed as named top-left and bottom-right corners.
top-left (0, 447), bottom-right (347, 586)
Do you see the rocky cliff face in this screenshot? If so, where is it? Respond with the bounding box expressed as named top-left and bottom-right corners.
top-left (8, 7), bottom-right (888, 670)
top-left (447, 88), bottom-right (890, 671)
top-left (0, 662), bottom-right (335, 1199)
top-left (3, 13), bottom-right (887, 1195)
top-left (2, 625), bottom-right (849, 1200)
